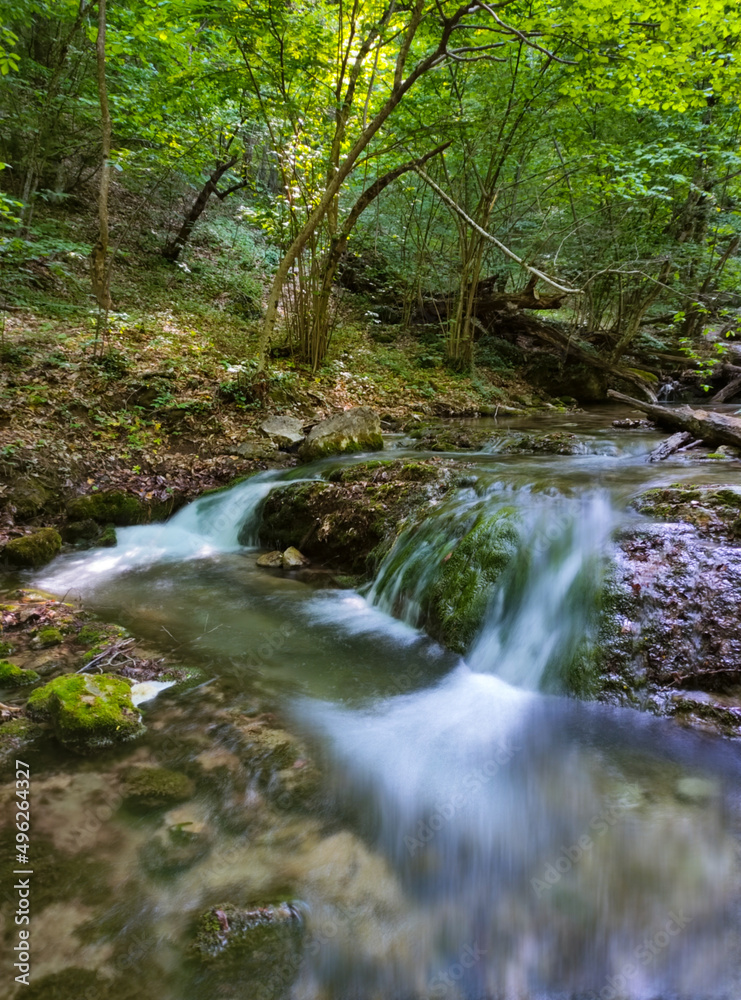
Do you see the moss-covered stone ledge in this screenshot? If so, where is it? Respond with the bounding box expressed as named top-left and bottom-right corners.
top-left (253, 458), bottom-right (455, 575)
top-left (633, 484), bottom-right (741, 537)
top-left (65, 489), bottom-right (181, 526)
top-left (3, 527), bottom-right (62, 568)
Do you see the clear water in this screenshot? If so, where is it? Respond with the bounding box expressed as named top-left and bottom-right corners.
top-left (5, 408), bottom-right (741, 999)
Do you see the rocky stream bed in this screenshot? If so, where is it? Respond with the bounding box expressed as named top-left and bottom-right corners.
top-left (1, 404), bottom-right (741, 1000)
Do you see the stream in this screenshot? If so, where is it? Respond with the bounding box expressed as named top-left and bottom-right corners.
top-left (5, 406), bottom-right (741, 1000)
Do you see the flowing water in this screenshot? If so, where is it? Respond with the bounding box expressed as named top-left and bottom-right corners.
top-left (5, 407), bottom-right (741, 1000)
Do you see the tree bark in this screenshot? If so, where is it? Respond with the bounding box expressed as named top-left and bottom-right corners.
top-left (90, 0), bottom-right (112, 311)
top-left (162, 156), bottom-right (239, 261)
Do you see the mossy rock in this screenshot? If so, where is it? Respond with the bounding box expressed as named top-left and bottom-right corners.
top-left (192, 901), bottom-right (302, 962)
top-left (3, 528), bottom-right (62, 568)
top-left (9, 477), bottom-right (51, 521)
top-left (633, 484), bottom-right (741, 533)
top-left (122, 766), bottom-right (195, 810)
top-left (0, 660), bottom-right (40, 686)
top-left (0, 640), bottom-right (14, 657)
top-left (22, 967), bottom-right (105, 1000)
top-left (429, 509), bottom-right (521, 653)
top-left (27, 673), bottom-right (144, 754)
top-left (33, 626), bottom-right (63, 648)
top-left (61, 518), bottom-right (102, 545)
top-left (0, 716), bottom-right (43, 757)
top-left (298, 406), bottom-right (383, 462)
top-left (66, 490), bottom-right (175, 527)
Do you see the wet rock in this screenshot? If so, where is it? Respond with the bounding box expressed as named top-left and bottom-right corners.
top-left (256, 550), bottom-right (283, 568)
top-left (405, 422), bottom-right (493, 451)
top-left (633, 484), bottom-right (741, 536)
top-left (495, 430), bottom-right (587, 455)
top-left (192, 901), bottom-right (302, 962)
top-left (298, 406), bottom-right (383, 461)
top-left (598, 521), bottom-right (741, 735)
top-left (282, 546), bottom-right (308, 569)
top-left (259, 415), bottom-right (305, 449)
top-left (0, 716), bottom-right (43, 758)
top-left (254, 459), bottom-right (451, 574)
top-left (674, 776), bottom-right (720, 805)
top-left (66, 489), bottom-right (175, 526)
top-left (429, 509), bottom-right (521, 652)
top-left (0, 659), bottom-right (40, 686)
top-left (3, 527), bottom-right (62, 568)
top-left (122, 766), bottom-right (195, 810)
top-left (61, 518), bottom-right (103, 546)
top-left (27, 673), bottom-right (145, 754)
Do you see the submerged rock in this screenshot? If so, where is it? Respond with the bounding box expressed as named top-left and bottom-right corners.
top-left (27, 673), bottom-right (145, 753)
top-left (192, 901), bottom-right (302, 962)
top-left (298, 406), bottom-right (383, 461)
top-left (122, 766), bottom-right (195, 810)
top-left (3, 527), bottom-right (62, 568)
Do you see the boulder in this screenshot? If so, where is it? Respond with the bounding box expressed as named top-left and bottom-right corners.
top-left (234, 438), bottom-right (278, 460)
top-left (259, 415), bottom-right (305, 449)
top-left (254, 459), bottom-right (451, 574)
top-left (3, 527), bottom-right (62, 568)
top-left (298, 406), bottom-right (383, 462)
top-left (282, 546), bottom-right (309, 568)
top-left (66, 490), bottom-right (177, 526)
top-left (8, 477), bottom-right (51, 521)
top-left (26, 673), bottom-right (145, 754)
top-left (256, 550), bottom-right (283, 568)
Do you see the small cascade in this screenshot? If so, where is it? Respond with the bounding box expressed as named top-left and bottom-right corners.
top-left (36, 469), bottom-right (310, 594)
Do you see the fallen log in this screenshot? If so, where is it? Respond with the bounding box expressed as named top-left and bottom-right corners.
top-left (607, 390), bottom-right (741, 451)
top-left (648, 431), bottom-right (694, 462)
top-left (711, 374), bottom-right (741, 403)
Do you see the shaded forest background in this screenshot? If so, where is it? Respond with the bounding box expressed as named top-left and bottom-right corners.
top-left (1, 0), bottom-right (741, 445)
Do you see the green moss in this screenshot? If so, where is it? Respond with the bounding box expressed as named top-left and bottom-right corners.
top-left (99, 523), bottom-right (117, 546)
top-left (10, 477), bottom-right (51, 521)
top-left (192, 901), bottom-right (302, 963)
top-left (3, 527), bottom-right (62, 568)
top-left (0, 659), bottom-right (40, 686)
top-left (34, 626), bottom-right (63, 647)
top-left (430, 509), bottom-right (521, 653)
top-left (66, 490), bottom-right (148, 526)
top-left (122, 766), bottom-right (195, 809)
top-left (22, 967), bottom-right (104, 1000)
top-left (0, 640), bottom-right (14, 657)
top-left (300, 431), bottom-right (383, 462)
top-left (27, 673), bottom-right (144, 754)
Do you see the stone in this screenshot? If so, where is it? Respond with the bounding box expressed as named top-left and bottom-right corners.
top-left (27, 673), bottom-right (145, 754)
top-left (3, 528), bottom-right (62, 568)
top-left (61, 519), bottom-right (102, 545)
top-left (674, 776), bottom-right (720, 805)
top-left (122, 766), bottom-right (195, 810)
top-left (234, 439), bottom-right (278, 460)
top-left (0, 659), bottom-right (40, 686)
top-left (66, 490), bottom-right (148, 526)
top-left (298, 406), bottom-right (383, 462)
top-left (282, 546), bottom-right (309, 568)
top-left (192, 901), bottom-right (302, 962)
top-left (259, 415), bottom-right (305, 449)
top-left (9, 477), bottom-right (51, 521)
top-left (256, 550), bottom-right (284, 568)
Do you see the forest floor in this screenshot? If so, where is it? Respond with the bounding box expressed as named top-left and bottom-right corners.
top-left (0, 198), bottom-right (550, 545)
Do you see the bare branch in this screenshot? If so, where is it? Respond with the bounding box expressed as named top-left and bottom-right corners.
top-left (415, 166), bottom-right (582, 295)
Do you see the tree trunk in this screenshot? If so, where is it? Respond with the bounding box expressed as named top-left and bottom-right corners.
top-left (90, 0), bottom-right (112, 312)
top-left (162, 157), bottom-right (239, 261)
top-left (607, 390), bottom-right (741, 449)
